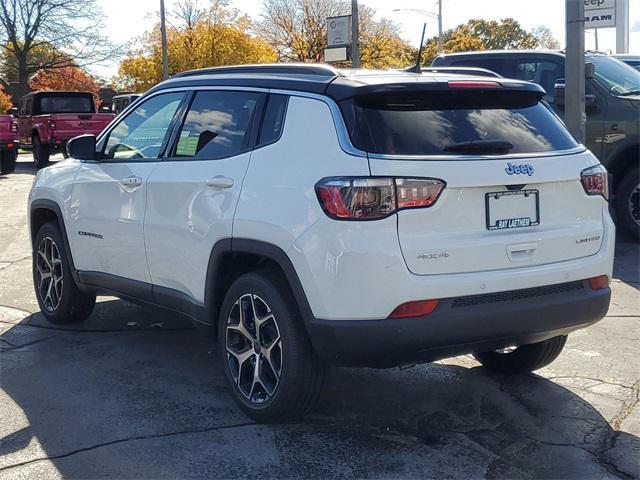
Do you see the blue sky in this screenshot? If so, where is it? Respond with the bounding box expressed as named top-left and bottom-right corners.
top-left (94, 0), bottom-right (640, 79)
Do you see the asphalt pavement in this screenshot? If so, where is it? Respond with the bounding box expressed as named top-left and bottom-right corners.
top-left (1, 154), bottom-right (638, 479)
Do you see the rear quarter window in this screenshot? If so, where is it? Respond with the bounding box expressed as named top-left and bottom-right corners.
top-left (340, 90), bottom-right (579, 156)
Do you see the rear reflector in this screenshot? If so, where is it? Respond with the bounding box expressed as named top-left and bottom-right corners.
top-left (589, 275), bottom-right (609, 290)
top-left (7, 143), bottom-right (13, 148)
top-left (389, 299), bottom-right (439, 319)
top-left (448, 80), bottom-right (501, 89)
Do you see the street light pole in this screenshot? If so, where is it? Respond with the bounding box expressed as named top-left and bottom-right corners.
top-left (351, 0), bottom-right (360, 68)
top-left (160, 0), bottom-right (169, 80)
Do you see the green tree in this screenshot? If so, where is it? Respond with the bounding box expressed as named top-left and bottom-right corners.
top-left (531, 25), bottom-right (561, 50)
top-left (467, 18), bottom-right (538, 50)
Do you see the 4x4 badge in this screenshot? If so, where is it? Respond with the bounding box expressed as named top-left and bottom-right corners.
top-left (505, 162), bottom-right (534, 176)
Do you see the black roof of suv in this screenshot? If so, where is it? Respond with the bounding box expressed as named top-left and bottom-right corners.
top-left (148, 63), bottom-right (544, 102)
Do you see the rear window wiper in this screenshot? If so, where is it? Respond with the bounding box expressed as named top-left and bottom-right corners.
top-left (443, 140), bottom-right (514, 154)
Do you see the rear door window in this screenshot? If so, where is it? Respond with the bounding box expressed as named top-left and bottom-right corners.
top-left (173, 90), bottom-right (262, 159)
top-left (340, 90), bottom-right (579, 156)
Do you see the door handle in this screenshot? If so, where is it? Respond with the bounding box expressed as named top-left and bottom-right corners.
top-left (204, 176), bottom-right (234, 189)
top-left (119, 175), bottom-right (143, 191)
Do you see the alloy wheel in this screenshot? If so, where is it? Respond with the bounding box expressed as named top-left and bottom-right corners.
top-left (35, 236), bottom-right (63, 311)
top-left (225, 294), bottom-right (283, 404)
top-left (629, 183), bottom-right (640, 226)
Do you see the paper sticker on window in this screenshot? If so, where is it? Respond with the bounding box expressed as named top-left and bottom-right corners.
top-left (176, 133), bottom-right (198, 156)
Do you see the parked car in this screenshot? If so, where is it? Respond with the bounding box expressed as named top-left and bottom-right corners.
top-left (29, 64), bottom-right (614, 422)
top-left (17, 91), bottom-right (115, 167)
top-left (432, 51), bottom-right (640, 239)
top-left (613, 54), bottom-right (640, 71)
top-left (0, 114), bottom-right (18, 175)
top-left (111, 93), bottom-right (141, 115)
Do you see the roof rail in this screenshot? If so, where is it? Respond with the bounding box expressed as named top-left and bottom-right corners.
top-left (173, 63), bottom-right (343, 79)
top-left (417, 66), bottom-right (503, 78)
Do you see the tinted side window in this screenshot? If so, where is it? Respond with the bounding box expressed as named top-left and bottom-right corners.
top-left (514, 61), bottom-right (563, 99)
top-left (451, 58), bottom-right (506, 76)
top-left (258, 94), bottom-right (288, 146)
top-left (173, 90), bottom-right (262, 159)
top-left (103, 92), bottom-right (184, 161)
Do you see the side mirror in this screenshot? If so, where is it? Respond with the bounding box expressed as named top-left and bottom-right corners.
top-left (554, 79), bottom-right (566, 107)
top-left (67, 134), bottom-right (97, 160)
top-left (585, 62), bottom-right (595, 79)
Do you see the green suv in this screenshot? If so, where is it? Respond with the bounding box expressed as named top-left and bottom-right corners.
top-left (433, 51), bottom-right (640, 239)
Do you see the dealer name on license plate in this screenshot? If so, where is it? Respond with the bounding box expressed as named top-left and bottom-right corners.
top-left (486, 189), bottom-right (540, 231)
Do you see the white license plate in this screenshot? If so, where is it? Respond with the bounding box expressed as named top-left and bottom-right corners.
top-left (486, 190), bottom-right (540, 230)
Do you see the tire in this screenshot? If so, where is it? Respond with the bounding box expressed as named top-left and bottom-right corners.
top-left (614, 166), bottom-right (639, 241)
top-left (473, 335), bottom-right (568, 374)
top-left (217, 270), bottom-right (325, 422)
top-left (32, 222), bottom-right (95, 324)
top-left (0, 149), bottom-right (16, 175)
top-left (33, 134), bottom-right (50, 168)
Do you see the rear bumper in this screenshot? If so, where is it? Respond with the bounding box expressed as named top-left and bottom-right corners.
top-left (306, 280), bottom-right (610, 367)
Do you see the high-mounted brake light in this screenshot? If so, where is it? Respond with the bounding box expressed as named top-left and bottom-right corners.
top-left (581, 165), bottom-right (609, 200)
top-left (448, 80), bottom-right (501, 89)
top-left (315, 177), bottom-right (445, 220)
top-left (389, 299), bottom-right (439, 319)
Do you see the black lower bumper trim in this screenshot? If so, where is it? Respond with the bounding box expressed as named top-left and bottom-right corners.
top-left (307, 281), bottom-right (611, 367)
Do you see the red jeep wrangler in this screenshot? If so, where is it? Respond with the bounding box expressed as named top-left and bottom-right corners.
top-left (0, 114), bottom-right (18, 175)
top-left (17, 91), bottom-right (114, 167)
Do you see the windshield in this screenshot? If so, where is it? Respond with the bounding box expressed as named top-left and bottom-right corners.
top-left (340, 90), bottom-right (578, 156)
top-left (588, 55), bottom-right (640, 95)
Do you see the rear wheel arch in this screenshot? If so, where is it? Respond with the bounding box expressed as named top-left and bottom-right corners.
top-left (205, 239), bottom-right (314, 336)
top-left (608, 143), bottom-right (639, 191)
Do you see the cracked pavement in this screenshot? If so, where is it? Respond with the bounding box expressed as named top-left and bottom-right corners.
top-left (1, 155), bottom-right (639, 479)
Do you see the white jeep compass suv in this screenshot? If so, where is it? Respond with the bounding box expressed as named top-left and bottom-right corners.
top-left (29, 64), bottom-right (615, 422)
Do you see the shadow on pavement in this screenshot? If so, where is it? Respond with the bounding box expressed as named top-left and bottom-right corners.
top-left (0, 299), bottom-right (638, 478)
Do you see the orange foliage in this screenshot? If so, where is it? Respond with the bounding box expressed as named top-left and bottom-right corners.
top-left (30, 66), bottom-right (101, 107)
top-left (0, 87), bottom-right (12, 113)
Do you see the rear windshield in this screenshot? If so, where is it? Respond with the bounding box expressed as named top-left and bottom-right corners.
top-left (339, 90), bottom-right (578, 156)
top-left (38, 95), bottom-right (94, 114)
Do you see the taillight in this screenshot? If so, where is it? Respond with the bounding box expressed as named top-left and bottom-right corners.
top-left (389, 299), bottom-right (439, 319)
top-left (315, 177), bottom-right (445, 220)
top-left (48, 119), bottom-right (56, 129)
top-left (581, 165), bottom-right (609, 200)
top-left (10, 122), bottom-right (17, 133)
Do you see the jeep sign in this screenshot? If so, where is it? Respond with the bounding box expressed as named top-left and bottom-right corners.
top-left (584, 0), bottom-right (616, 29)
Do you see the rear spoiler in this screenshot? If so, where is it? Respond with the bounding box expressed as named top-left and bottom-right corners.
top-left (327, 78), bottom-right (546, 102)
top-left (416, 66), bottom-right (502, 78)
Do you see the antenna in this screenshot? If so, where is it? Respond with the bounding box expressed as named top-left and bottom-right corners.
top-left (412, 23), bottom-right (427, 73)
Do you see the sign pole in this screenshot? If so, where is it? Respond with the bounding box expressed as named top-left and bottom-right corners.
top-left (160, 0), bottom-right (169, 80)
top-left (565, 0), bottom-right (585, 143)
top-left (615, 0), bottom-right (629, 53)
top-left (351, 0), bottom-right (360, 68)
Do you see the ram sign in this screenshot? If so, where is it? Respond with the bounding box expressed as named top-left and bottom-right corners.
top-left (584, 0), bottom-right (616, 29)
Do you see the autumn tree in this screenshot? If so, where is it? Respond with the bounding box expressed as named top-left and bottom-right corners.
top-left (0, 0), bottom-right (120, 99)
top-left (256, 0), bottom-right (413, 69)
top-left (29, 66), bottom-right (101, 106)
top-left (115, 0), bottom-right (276, 92)
top-left (421, 18), bottom-right (541, 66)
top-left (531, 26), bottom-right (561, 50)
top-left (466, 18), bottom-right (538, 50)
top-left (0, 85), bottom-right (11, 112)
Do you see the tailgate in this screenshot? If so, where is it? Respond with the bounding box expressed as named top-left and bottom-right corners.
top-left (50, 114), bottom-right (114, 138)
top-left (370, 153), bottom-right (604, 275)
